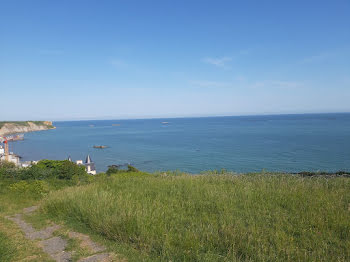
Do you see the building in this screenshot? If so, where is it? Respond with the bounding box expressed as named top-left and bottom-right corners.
top-left (0, 152), bottom-right (20, 165)
top-left (69, 155), bottom-right (97, 175)
top-left (0, 144), bottom-right (20, 165)
top-left (85, 155), bottom-right (96, 175)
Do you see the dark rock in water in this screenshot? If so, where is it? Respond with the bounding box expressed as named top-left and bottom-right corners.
top-left (296, 171), bottom-right (350, 177)
top-left (93, 145), bottom-right (108, 149)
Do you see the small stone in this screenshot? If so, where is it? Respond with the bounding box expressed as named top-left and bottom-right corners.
top-left (68, 231), bottom-right (106, 253)
top-left (30, 224), bottom-right (61, 240)
top-left (52, 251), bottom-right (72, 262)
top-left (40, 237), bottom-right (67, 255)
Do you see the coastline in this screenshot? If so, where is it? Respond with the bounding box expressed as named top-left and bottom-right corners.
top-left (5, 114), bottom-right (350, 173)
top-left (0, 121), bottom-right (55, 136)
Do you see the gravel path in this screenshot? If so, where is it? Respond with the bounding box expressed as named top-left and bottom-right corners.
top-left (7, 206), bottom-right (116, 262)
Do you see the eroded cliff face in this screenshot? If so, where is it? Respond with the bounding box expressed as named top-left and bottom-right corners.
top-left (0, 121), bottom-right (55, 136)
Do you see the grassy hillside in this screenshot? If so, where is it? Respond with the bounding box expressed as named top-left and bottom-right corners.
top-left (0, 121), bottom-right (53, 129)
top-left (40, 172), bottom-right (350, 261)
top-left (1, 161), bottom-right (349, 261)
top-left (0, 160), bottom-right (89, 261)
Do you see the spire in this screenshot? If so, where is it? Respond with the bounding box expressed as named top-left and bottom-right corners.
top-left (85, 154), bottom-right (92, 164)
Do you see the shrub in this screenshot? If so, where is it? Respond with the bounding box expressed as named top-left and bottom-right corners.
top-left (0, 161), bottom-right (16, 169)
top-left (0, 159), bottom-right (88, 181)
top-left (35, 160), bottom-right (87, 180)
top-left (106, 164), bottom-right (140, 175)
top-left (9, 180), bottom-right (49, 197)
top-left (127, 165), bottom-right (139, 172)
top-left (106, 165), bottom-right (121, 175)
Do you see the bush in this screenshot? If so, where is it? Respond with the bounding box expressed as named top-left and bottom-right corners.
top-left (106, 165), bottom-right (121, 175)
top-left (127, 165), bottom-right (139, 172)
top-left (0, 161), bottom-right (16, 169)
top-left (31, 160), bottom-right (87, 180)
top-left (0, 159), bottom-right (88, 181)
top-left (9, 180), bottom-right (49, 197)
top-left (0, 161), bottom-right (17, 179)
top-left (106, 165), bottom-right (139, 175)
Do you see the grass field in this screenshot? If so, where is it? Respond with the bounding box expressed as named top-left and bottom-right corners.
top-left (40, 172), bottom-right (350, 261)
top-left (0, 178), bottom-right (61, 261)
top-left (0, 231), bottom-right (16, 262)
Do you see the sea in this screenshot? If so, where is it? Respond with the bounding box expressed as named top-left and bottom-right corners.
top-left (9, 113), bottom-right (350, 173)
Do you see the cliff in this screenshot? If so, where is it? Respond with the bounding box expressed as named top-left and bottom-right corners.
top-left (0, 121), bottom-right (55, 136)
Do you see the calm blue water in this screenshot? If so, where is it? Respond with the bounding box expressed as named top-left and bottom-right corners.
top-left (9, 113), bottom-right (350, 173)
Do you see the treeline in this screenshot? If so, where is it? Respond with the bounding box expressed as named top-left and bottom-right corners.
top-left (0, 160), bottom-right (142, 181)
top-left (0, 160), bottom-right (88, 181)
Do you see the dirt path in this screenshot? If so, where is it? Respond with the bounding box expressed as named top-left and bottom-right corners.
top-left (6, 206), bottom-right (119, 262)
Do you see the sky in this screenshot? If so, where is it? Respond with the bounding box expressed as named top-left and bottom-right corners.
top-left (0, 0), bottom-right (350, 121)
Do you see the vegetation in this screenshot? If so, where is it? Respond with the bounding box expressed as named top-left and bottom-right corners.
top-left (0, 160), bottom-right (88, 181)
top-left (0, 231), bottom-right (16, 262)
top-left (106, 164), bottom-right (140, 175)
top-left (0, 160), bottom-right (84, 261)
top-left (41, 172), bottom-right (350, 261)
top-left (0, 161), bottom-right (349, 261)
top-left (0, 121), bottom-right (53, 129)
top-left (0, 160), bottom-right (89, 215)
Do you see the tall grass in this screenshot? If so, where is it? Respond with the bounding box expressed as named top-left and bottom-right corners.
top-left (0, 231), bottom-right (16, 261)
top-left (42, 173), bottom-right (350, 261)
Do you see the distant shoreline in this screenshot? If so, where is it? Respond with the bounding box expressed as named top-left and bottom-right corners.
top-left (0, 121), bottom-right (55, 136)
top-left (5, 114), bottom-right (350, 173)
top-left (42, 112), bottom-right (350, 122)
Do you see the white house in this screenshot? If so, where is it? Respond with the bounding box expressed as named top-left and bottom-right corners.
top-left (70, 155), bottom-right (96, 175)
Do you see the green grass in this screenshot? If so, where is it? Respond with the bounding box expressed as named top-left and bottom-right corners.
top-left (0, 178), bottom-right (59, 261)
top-left (40, 172), bottom-right (350, 261)
top-left (0, 179), bottom-right (42, 214)
top-left (0, 161), bottom-right (91, 261)
top-left (0, 231), bottom-right (16, 262)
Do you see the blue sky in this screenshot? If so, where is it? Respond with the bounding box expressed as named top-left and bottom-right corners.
top-left (1, 0), bottom-right (349, 120)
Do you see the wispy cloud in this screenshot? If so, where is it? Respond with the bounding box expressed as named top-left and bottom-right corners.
top-left (110, 59), bottom-right (127, 68)
top-left (251, 80), bottom-right (305, 89)
top-left (190, 80), bottom-right (231, 88)
top-left (202, 57), bottom-right (232, 68)
top-left (191, 79), bottom-right (304, 89)
top-left (301, 52), bottom-right (334, 64)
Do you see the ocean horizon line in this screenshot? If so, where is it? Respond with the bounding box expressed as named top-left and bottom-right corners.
top-left (45, 111), bottom-right (350, 123)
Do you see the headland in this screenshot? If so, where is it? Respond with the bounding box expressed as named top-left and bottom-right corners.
top-left (0, 121), bottom-right (55, 136)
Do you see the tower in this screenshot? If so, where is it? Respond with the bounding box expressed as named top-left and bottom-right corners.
top-left (85, 154), bottom-right (96, 175)
top-left (4, 139), bottom-right (9, 162)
